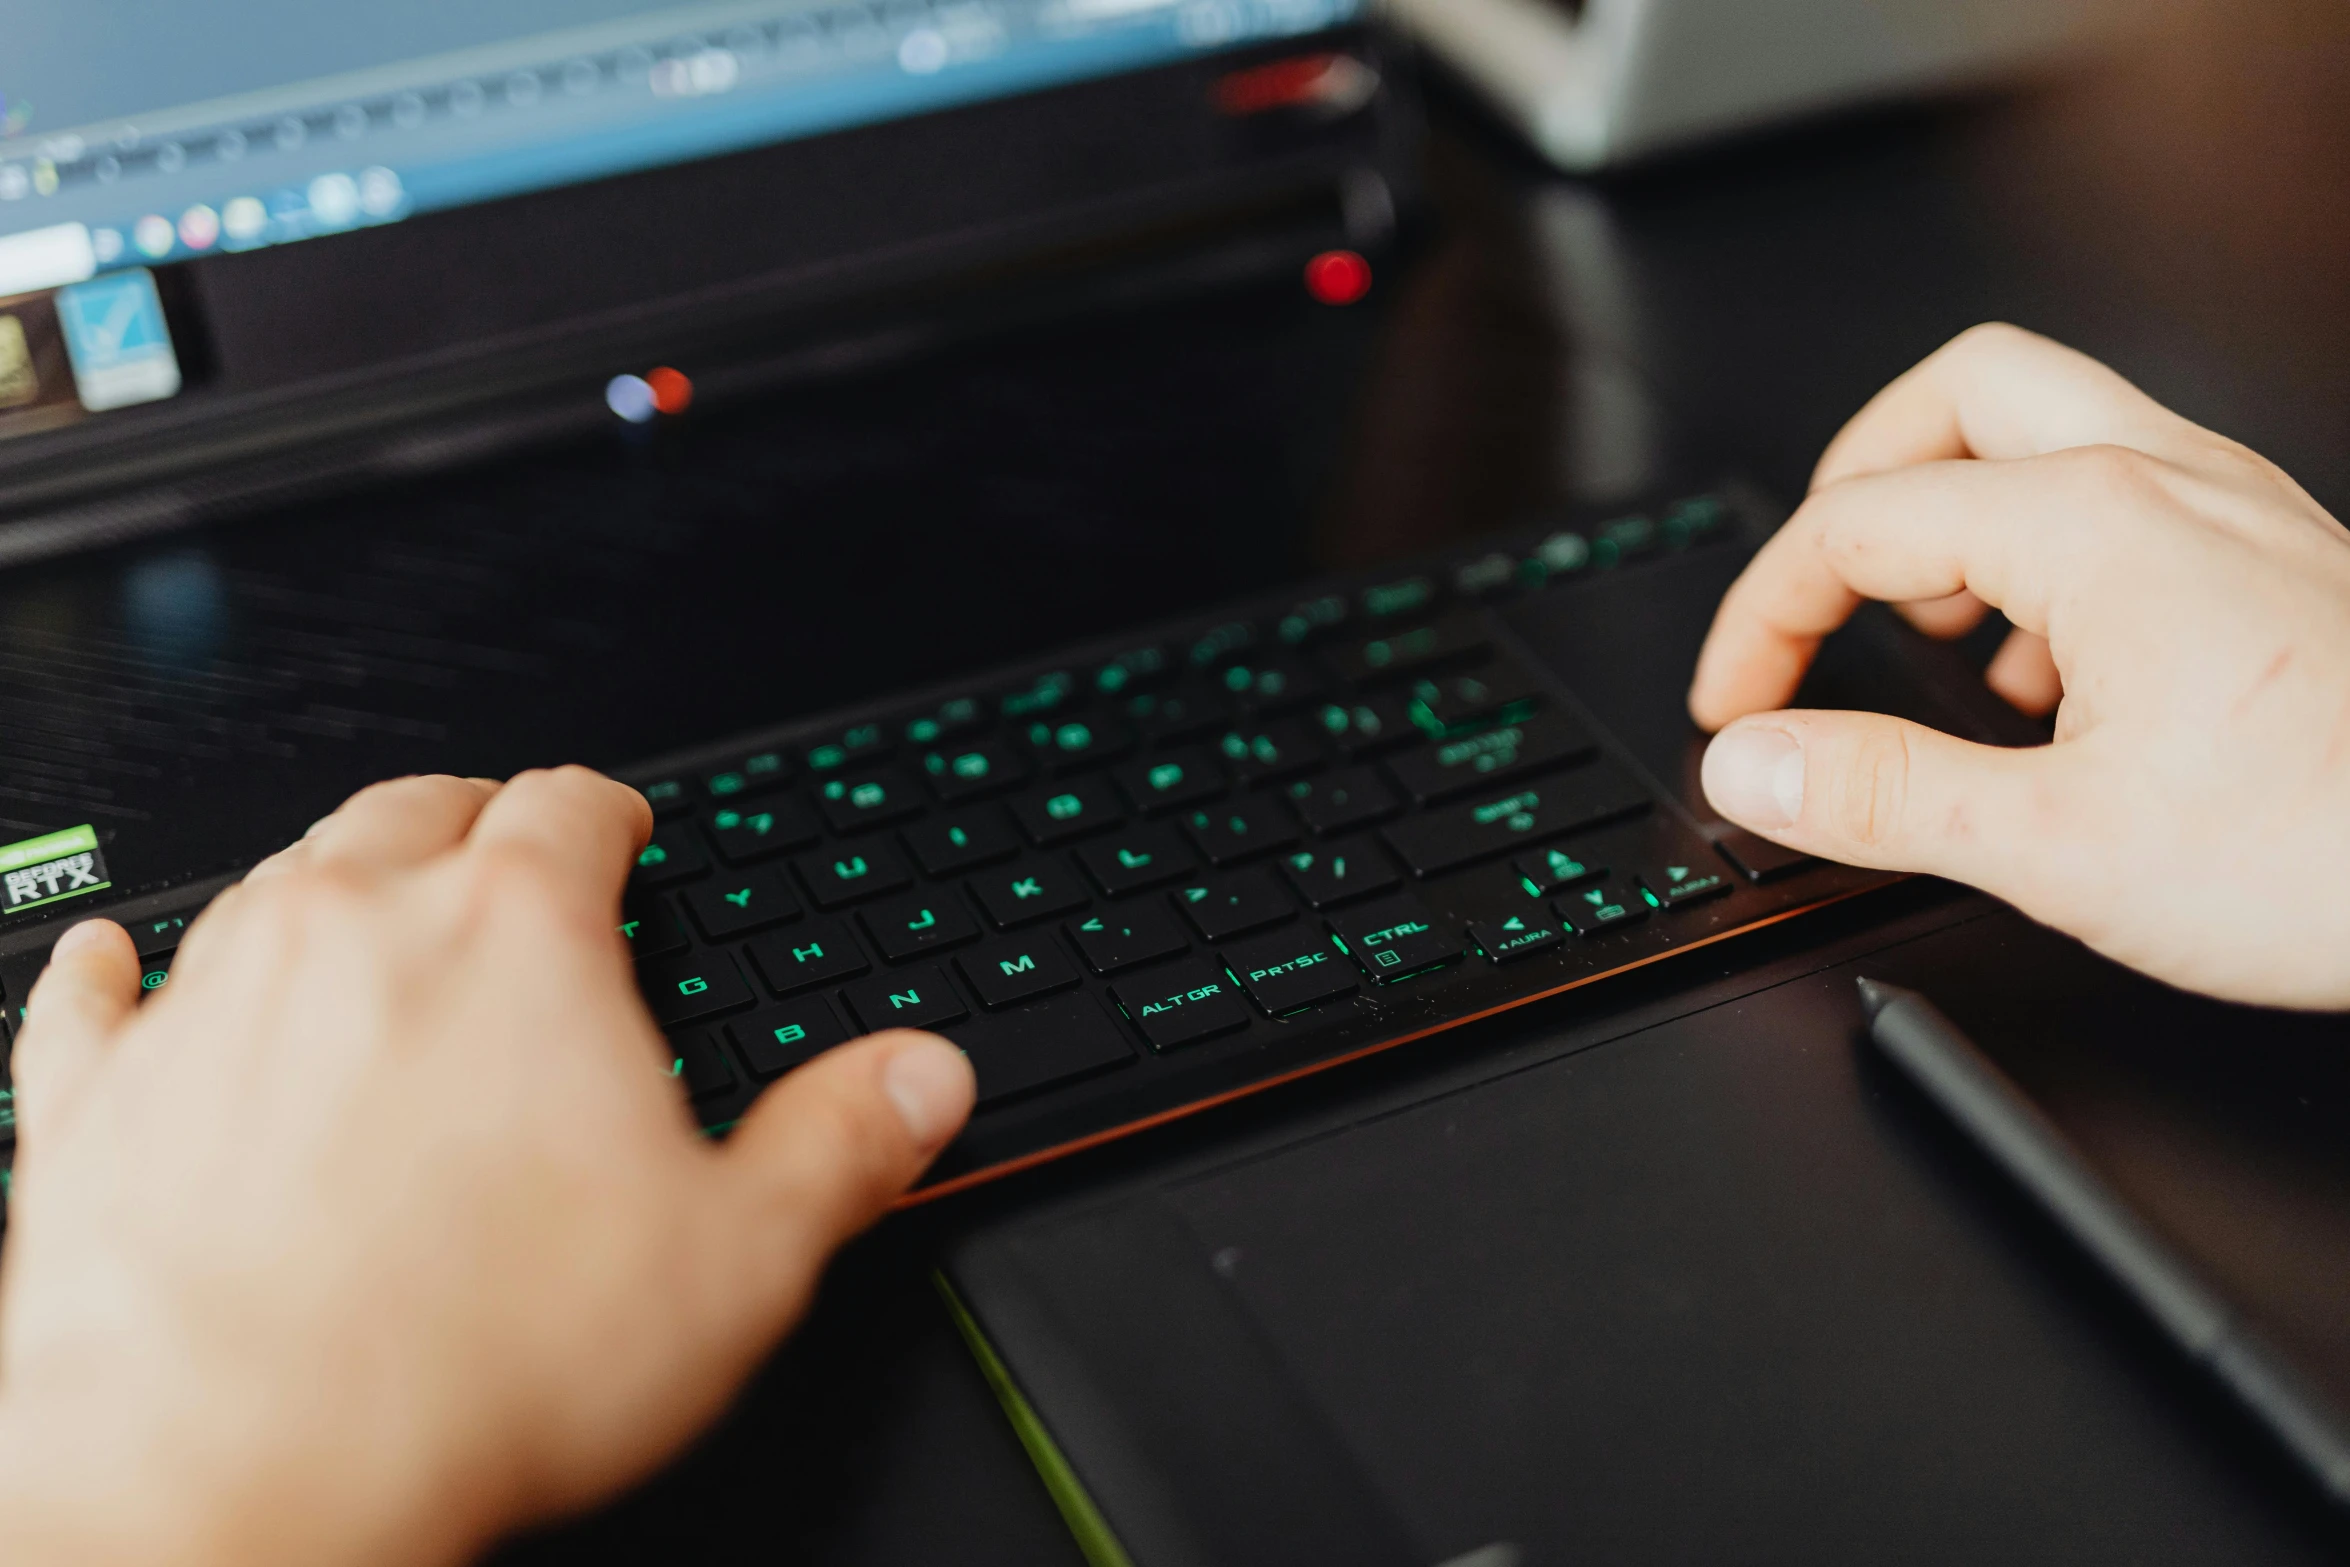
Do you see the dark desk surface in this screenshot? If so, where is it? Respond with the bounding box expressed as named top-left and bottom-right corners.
top-left (3, 5), bottom-right (2346, 1562)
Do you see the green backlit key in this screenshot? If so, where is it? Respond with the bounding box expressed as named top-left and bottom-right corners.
top-left (903, 808), bottom-right (1020, 876)
top-left (747, 920), bottom-right (871, 995)
top-left (1011, 781), bottom-right (1124, 847)
top-left (703, 750), bottom-right (792, 799)
top-left (1641, 862), bottom-right (1732, 909)
top-left (1215, 719), bottom-right (1328, 783)
top-left (1173, 869), bottom-right (1295, 942)
top-left (920, 740), bottom-right (1030, 803)
top-left (704, 796), bottom-right (822, 863)
top-left (1077, 826), bottom-right (1195, 897)
top-left (1180, 798), bottom-right (1300, 866)
top-left (1019, 714), bottom-right (1133, 772)
top-left (1119, 682), bottom-right (1233, 745)
top-left (1329, 895), bottom-right (1463, 984)
top-left (1330, 613), bottom-right (1489, 685)
top-left (1515, 844), bottom-right (1603, 895)
top-left (1467, 915), bottom-right (1565, 964)
top-left (629, 826), bottom-right (709, 890)
top-left (901, 697), bottom-right (988, 747)
top-left (803, 724), bottom-right (890, 775)
top-left (1066, 904), bottom-right (1189, 975)
top-left (842, 967), bottom-right (969, 1032)
top-left (970, 859), bottom-right (1092, 928)
top-left (618, 898), bottom-right (690, 959)
top-left (1284, 767), bottom-right (1399, 836)
top-left (1214, 652), bottom-right (1326, 714)
top-left (791, 840), bottom-right (914, 909)
top-left (1555, 882), bottom-right (1648, 936)
top-left (1113, 748), bottom-right (1225, 815)
top-left (664, 1030), bottom-right (739, 1102)
top-left (1278, 840), bottom-right (1400, 909)
top-left (1312, 692), bottom-right (1416, 756)
top-left (1112, 960), bottom-right (1250, 1051)
top-left (1386, 711), bottom-right (1596, 806)
top-left (639, 952), bottom-right (754, 1027)
top-left (957, 936), bottom-right (1081, 1010)
top-left (684, 868), bottom-right (802, 940)
top-left (1220, 928), bottom-right (1356, 1015)
top-left (727, 1001), bottom-right (851, 1080)
top-left (858, 890), bottom-right (981, 962)
top-left (815, 767), bottom-right (924, 834)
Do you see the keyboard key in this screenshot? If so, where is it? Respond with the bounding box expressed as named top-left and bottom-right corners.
top-left (903, 808), bottom-right (1021, 877)
top-left (920, 740), bottom-right (1030, 803)
top-left (1187, 620), bottom-right (1255, 668)
top-left (859, 891), bottom-right (981, 962)
top-left (1386, 712), bottom-right (1597, 806)
top-left (792, 840), bottom-right (914, 909)
top-left (1180, 797), bottom-right (1299, 865)
top-left (618, 898), bottom-right (690, 960)
top-left (1313, 693), bottom-right (1417, 756)
top-left (1360, 574), bottom-right (1438, 619)
top-left (684, 869), bottom-right (803, 940)
top-left (814, 768), bottom-right (923, 834)
top-left (1329, 895), bottom-right (1464, 984)
top-left (1284, 767), bottom-right (1399, 835)
top-left (1173, 869), bottom-right (1296, 942)
top-left (727, 1001), bottom-right (852, 1080)
top-left (1404, 661), bottom-right (1546, 736)
top-left (138, 952), bottom-right (174, 997)
top-left (1514, 844), bottom-right (1603, 895)
top-left (952, 992), bottom-right (1134, 1103)
top-left (1453, 551), bottom-right (1522, 600)
top-left (901, 696), bottom-right (988, 748)
top-left (748, 921), bottom-right (871, 995)
top-left (1278, 840), bottom-right (1400, 909)
top-left (705, 797), bottom-right (823, 862)
top-left (129, 913), bottom-right (192, 956)
top-left (1000, 671), bottom-right (1080, 720)
top-left (1214, 719), bottom-right (1327, 783)
top-left (1382, 760), bottom-right (1649, 877)
top-left (639, 778), bottom-right (693, 817)
top-left (630, 825), bottom-right (709, 889)
top-left (1715, 829), bottom-right (1812, 883)
top-left (1555, 882), bottom-right (1648, 936)
top-left (1331, 613), bottom-right (1488, 684)
top-left (804, 723), bottom-right (892, 775)
top-left (970, 859), bottom-right (1092, 927)
top-left (1222, 928), bottom-right (1357, 1016)
top-left (663, 1030), bottom-right (739, 1101)
top-left (1018, 715), bottom-right (1133, 772)
top-left (1214, 653), bottom-right (1327, 714)
top-left (1091, 645), bottom-right (1174, 696)
top-left (1118, 682), bottom-right (1233, 745)
top-left (1468, 915), bottom-right (1565, 964)
top-left (639, 951), bottom-right (755, 1028)
top-left (1066, 905), bottom-right (1189, 974)
top-left (1592, 512), bottom-right (1659, 566)
top-left (843, 967), bottom-right (969, 1032)
top-left (1112, 961), bottom-right (1252, 1052)
top-left (1076, 826), bottom-right (1195, 897)
top-left (1114, 748), bottom-right (1225, 814)
top-left (1010, 780), bottom-right (1124, 846)
top-left (1275, 592), bottom-right (1350, 645)
top-left (957, 936), bottom-right (1082, 1009)
top-left (1641, 862), bottom-right (1732, 909)
top-left (704, 750), bottom-right (792, 800)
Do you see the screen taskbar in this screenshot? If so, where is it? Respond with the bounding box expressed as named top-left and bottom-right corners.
top-left (0, 0), bottom-right (1361, 294)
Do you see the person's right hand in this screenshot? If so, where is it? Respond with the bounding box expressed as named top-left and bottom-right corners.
top-left (1688, 324), bottom-right (2350, 1009)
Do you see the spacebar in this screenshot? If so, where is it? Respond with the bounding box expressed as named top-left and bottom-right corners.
top-left (1380, 759), bottom-right (1651, 877)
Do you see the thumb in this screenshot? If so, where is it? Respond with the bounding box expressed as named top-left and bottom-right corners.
top-left (713, 1029), bottom-right (975, 1322)
top-left (11, 920), bottom-right (142, 1146)
top-left (1701, 711), bottom-right (2070, 895)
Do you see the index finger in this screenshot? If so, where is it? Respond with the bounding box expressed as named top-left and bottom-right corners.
top-left (1810, 322), bottom-right (2206, 490)
top-left (461, 765), bottom-right (654, 915)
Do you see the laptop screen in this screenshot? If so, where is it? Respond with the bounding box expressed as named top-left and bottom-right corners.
top-left (0, 0), bottom-right (1358, 432)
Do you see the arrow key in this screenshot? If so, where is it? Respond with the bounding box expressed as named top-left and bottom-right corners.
top-left (1468, 916), bottom-right (1565, 964)
top-left (1641, 861), bottom-right (1732, 910)
top-left (1554, 882), bottom-right (1649, 936)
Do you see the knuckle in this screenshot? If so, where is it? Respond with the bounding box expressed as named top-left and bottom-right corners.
top-left (1945, 320), bottom-right (2031, 363)
top-left (1823, 726), bottom-right (1913, 850)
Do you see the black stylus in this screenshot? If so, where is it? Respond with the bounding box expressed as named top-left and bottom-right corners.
top-left (1857, 977), bottom-right (2350, 1512)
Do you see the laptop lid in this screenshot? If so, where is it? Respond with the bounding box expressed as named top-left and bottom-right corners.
top-left (0, 0), bottom-right (1398, 535)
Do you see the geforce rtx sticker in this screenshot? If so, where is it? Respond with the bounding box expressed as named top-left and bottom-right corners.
top-left (1, 825), bottom-right (111, 915)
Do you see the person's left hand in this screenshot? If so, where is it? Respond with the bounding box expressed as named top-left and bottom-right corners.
top-left (0, 768), bottom-right (975, 1567)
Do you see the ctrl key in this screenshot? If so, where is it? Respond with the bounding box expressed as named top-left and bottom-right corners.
top-left (1113, 961), bottom-right (1251, 1052)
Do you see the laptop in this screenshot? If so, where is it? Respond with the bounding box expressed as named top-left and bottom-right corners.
top-left (0, 1), bottom-right (2029, 1200)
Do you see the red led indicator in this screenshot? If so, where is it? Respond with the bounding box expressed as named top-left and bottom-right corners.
top-left (1304, 250), bottom-right (1372, 307)
top-left (646, 366), bottom-right (694, 415)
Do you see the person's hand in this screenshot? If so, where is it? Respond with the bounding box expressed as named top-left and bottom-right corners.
top-left (0, 769), bottom-right (975, 1567)
top-left (1688, 324), bottom-right (2350, 1009)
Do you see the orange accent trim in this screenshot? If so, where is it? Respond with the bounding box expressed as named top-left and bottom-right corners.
top-left (896, 886), bottom-right (1876, 1207)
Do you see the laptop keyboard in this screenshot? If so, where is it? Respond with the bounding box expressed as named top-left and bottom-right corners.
top-left (0, 490), bottom-right (1891, 1198)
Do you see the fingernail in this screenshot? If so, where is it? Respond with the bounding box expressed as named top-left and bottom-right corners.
top-left (882, 1036), bottom-right (976, 1152)
top-left (1703, 724), bottom-right (1805, 829)
top-left (51, 920), bottom-right (112, 958)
